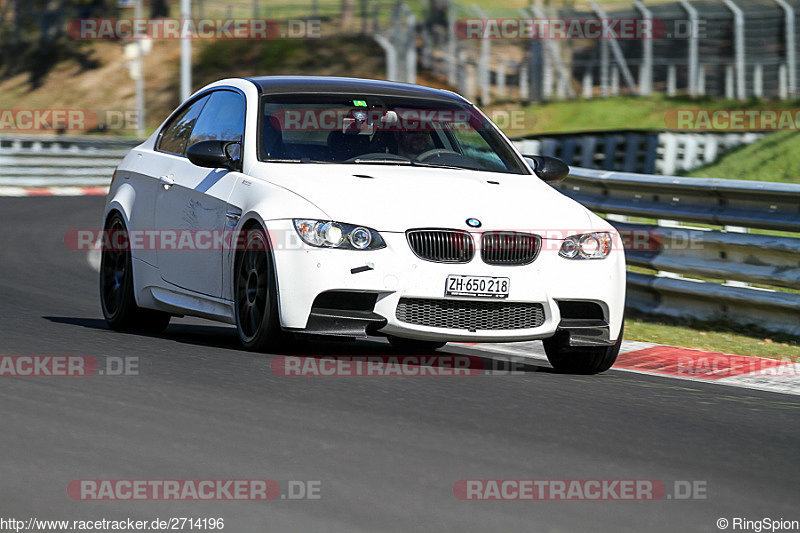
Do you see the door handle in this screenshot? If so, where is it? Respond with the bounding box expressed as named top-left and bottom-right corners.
top-left (225, 213), bottom-right (240, 221)
top-left (159, 174), bottom-right (175, 189)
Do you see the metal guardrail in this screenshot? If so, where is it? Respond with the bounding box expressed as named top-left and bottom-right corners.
top-left (561, 167), bottom-right (800, 336)
top-left (0, 135), bottom-right (140, 186)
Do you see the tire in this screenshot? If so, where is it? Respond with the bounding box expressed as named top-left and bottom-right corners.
top-left (543, 321), bottom-right (624, 375)
top-left (100, 213), bottom-right (170, 333)
top-left (234, 225), bottom-right (285, 351)
top-left (387, 336), bottom-right (447, 353)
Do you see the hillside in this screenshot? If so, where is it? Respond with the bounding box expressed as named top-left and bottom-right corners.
top-left (0, 37), bottom-right (391, 134)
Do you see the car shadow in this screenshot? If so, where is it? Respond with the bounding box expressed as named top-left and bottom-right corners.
top-left (42, 315), bottom-right (552, 374)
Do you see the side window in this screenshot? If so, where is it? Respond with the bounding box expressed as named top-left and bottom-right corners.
top-left (157, 95), bottom-right (209, 156)
top-left (187, 91), bottom-right (245, 148)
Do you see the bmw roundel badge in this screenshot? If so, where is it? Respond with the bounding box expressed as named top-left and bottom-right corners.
top-left (466, 218), bottom-right (482, 228)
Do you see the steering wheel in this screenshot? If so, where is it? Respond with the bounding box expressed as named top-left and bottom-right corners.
top-left (415, 149), bottom-right (461, 162)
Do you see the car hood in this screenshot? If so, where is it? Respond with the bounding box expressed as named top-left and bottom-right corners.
top-left (250, 163), bottom-right (593, 234)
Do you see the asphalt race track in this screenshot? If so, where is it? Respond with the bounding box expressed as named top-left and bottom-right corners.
top-left (1, 196), bottom-right (799, 532)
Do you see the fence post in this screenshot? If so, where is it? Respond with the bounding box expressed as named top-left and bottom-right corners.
top-left (447, 2), bottom-right (457, 86)
top-left (543, 54), bottom-right (554, 100)
top-left (725, 65), bottom-right (735, 99)
top-left (698, 65), bottom-right (706, 96)
top-left (590, 1), bottom-right (638, 94)
top-left (667, 65), bottom-right (677, 96)
top-left (723, 0), bottom-right (746, 101)
top-left (779, 63), bottom-right (789, 99)
top-left (633, 0), bottom-right (653, 96)
top-left (405, 6), bottom-right (417, 84)
top-left (679, 0), bottom-right (699, 98)
top-left (753, 63), bottom-right (763, 98)
top-left (583, 71), bottom-right (593, 99)
top-left (775, 0), bottom-right (797, 98)
top-left (519, 64), bottom-right (530, 101)
top-left (611, 66), bottom-right (620, 96)
top-left (528, 40), bottom-right (543, 102)
top-left (421, 27), bottom-right (432, 69)
top-left (457, 50), bottom-right (468, 96)
top-left (473, 6), bottom-right (491, 104)
top-left (374, 34), bottom-right (398, 81)
top-left (465, 63), bottom-right (478, 102)
top-left (497, 58), bottom-right (507, 99)
top-left (600, 40), bottom-right (610, 97)
top-left (527, 4), bottom-right (576, 99)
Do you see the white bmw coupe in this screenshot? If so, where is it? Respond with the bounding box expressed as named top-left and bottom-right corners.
top-left (100, 76), bottom-right (625, 374)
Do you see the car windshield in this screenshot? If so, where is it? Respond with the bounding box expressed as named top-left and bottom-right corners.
top-left (258, 94), bottom-right (528, 174)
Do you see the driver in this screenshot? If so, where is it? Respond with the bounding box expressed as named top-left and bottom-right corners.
top-left (396, 131), bottom-right (434, 160)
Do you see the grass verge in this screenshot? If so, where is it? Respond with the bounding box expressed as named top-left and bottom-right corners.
top-left (625, 311), bottom-right (800, 362)
top-left (487, 95), bottom-right (800, 138)
top-left (688, 130), bottom-right (800, 183)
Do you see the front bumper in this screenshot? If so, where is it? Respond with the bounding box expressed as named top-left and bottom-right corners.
top-left (267, 220), bottom-right (626, 343)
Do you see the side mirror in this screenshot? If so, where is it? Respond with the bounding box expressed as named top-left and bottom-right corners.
top-left (523, 155), bottom-right (569, 184)
top-left (187, 140), bottom-right (240, 170)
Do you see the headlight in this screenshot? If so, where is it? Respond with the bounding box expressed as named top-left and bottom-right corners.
top-left (559, 232), bottom-right (612, 260)
top-left (293, 219), bottom-right (385, 250)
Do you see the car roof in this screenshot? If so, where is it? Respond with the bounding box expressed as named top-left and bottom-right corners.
top-left (245, 76), bottom-right (470, 104)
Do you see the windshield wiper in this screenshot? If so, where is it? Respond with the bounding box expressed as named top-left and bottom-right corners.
top-left (262, 158), bottom-right (337, 163)
top-left (348, 158), bottom-right (412, 165)
top-left (409, 160), bottom-right (470, 171)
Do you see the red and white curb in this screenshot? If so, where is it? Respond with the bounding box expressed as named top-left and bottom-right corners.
top-left (0, 186), bottom-right (109, 197)
top-left (451, 341), bottom-right (800, 396)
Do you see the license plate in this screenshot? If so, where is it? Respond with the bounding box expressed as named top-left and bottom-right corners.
top-left (445, 275), bottom-right (510, 299)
